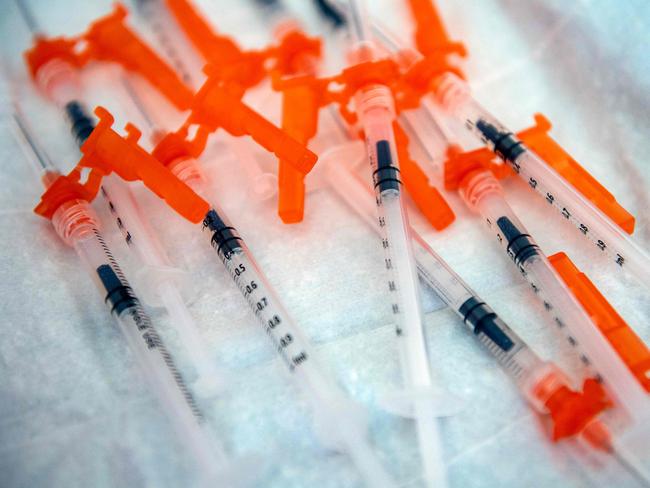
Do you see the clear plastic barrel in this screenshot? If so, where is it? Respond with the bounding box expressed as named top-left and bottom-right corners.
top-left (52, 200), bottom-right (227, 484)
top-left (100, 176), bottom-right (224, 393)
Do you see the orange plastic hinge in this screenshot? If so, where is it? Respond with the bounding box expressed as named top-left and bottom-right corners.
top-left (543, 378), bottom-right (612, 442)
top-left (334, 59), bottom-right (401, 102)
top-left (77, 106), bottom-right (210, 223)
top-left (188, 72), bottom-right (318, 175)
top-left (549, 252), bottom-right (650, 392)
top-left (276, 80), bottom-right (327, 224)
top-left (443, 144), bottom-right (512, 191)
top-left (152, 128), bottom-right (210, 168)
top-left (81, 3), bottom-right (195, 111)
top-left (34, 173), bottom-right (99, 220)
top-left (271, 74), bottom-right (331, 141)
top-left (395, 122), bottom-right (455, 230)
top-left (203, 51), bottom-right (268, 93)
top-left (521, 114), bottom-right (635, 234)
top-left (23, 37), bottom-right (82, 80)
top-left (272, 29), bottom-right (322, 77)
top-left (397, 53), bottom-right (465, 111)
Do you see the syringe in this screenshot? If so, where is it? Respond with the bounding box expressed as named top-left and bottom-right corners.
top-left (343, 1), bottom-right (447, 487)
top-left (17, 0), bottom-right (224, 394)
top-left (322, 149), bottom-right (618, 455)
top-left (75, 107), bottom-right (396, 488)
top-left (12, 109), bottom-right (234, 487)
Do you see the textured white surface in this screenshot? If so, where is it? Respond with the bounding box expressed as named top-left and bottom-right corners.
top-left (0, 0), bottom-right (649, 487)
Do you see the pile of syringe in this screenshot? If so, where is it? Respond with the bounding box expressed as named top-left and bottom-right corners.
top-left (1, 0), bottom-right (649, 486)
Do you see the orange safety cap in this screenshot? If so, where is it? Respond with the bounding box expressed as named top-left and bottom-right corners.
top-left (24, 37), bottom-right (82, 81)
top-left (81, 3), bottom-right (195, 111)
top-left (34, 173), bottom-right (99, 220)
top-left (405, 0), bottom-right (467, 74)
top-left (165, 0), bottom-right (242, 64)
top-left (152, 128), bottom-right (210, 167)
top-left (521, 115), bottom-right (635, 234)
top-left (549, 252), bottom-right (650, 392)
top-left (276, 82), bottom-right (324, 224)
top-left (394, 122), bottom-right (455, 230)
top-left (443, 144), bottom-right (512, 191)
top-left (188, 73), bottom-right (318, 174)
top-left (544, 378), bottom-right (612, 442)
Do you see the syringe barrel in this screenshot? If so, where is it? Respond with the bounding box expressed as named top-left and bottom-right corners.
top-left (327, 158), bottom-right (437, 373)
top-left (411, 234), bottom-right (472, 310)
top-left (101, 174), bottom-right (223, 387)
top-left (353, 93), bottom-right (431, 388)
top-left (461, 172), bottom-right (537, 270)
top-left (200, 207), bottom-right (341, 401)
top-left (327, 142), bottom-right (432, 387)
top-left (354, 81), bottom-right (447, 486)
top-left (380, 194), bottom-right (432, 387)
top-left (51, 200), bottom-right (225, 477)
top-left (110, 292), bottom-right (227, 477)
